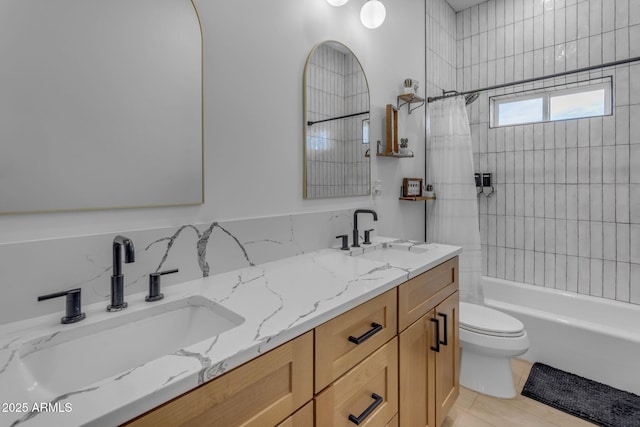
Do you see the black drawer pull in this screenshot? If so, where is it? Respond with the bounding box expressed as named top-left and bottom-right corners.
top-left (430, 317), bottom-right (440, 352)
top-left (348, 393), bottom-right (383, 425)
top-left (348, 322), bottom-right (383, 345)
top-left (438, 312), bottom-right (448, 345)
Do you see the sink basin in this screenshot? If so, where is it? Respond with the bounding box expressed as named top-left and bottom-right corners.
top-left (19, 296), bottom-right (244, 396)
top-left (354, 243), bottom-right (429, 266)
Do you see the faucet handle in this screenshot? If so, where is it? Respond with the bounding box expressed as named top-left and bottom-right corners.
top-left (146, 268), bottom-right (179, 302)
top-left (336, 235), bottom-right (349, 251)
top-left (363, 229), bottom-right (375, 245)
top-left (37, 288), bottom-right (86, 324)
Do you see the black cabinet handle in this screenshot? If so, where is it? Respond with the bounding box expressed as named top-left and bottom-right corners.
top-left (430, 317), bottom-right (440, 352)
top-left (438, 312), bottom-right (448, 345)
top-left (348, 323), bottom-right (383, 345)
top-left (348, 393), bottom-right (383, 425)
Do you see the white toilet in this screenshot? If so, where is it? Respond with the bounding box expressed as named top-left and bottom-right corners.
top-left (459, 302), bottom-right (530, 398)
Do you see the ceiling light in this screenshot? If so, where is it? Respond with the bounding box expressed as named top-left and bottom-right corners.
top-left (360, 0), bottom-right (386, 29)
top-left (327, 0), bottom-right (349, 6)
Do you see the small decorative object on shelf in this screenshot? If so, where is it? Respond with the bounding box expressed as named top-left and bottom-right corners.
top-left (423, 184), bottom-right (435, 198)
top-left (402, 78), bottom-right (417, 95)
top-left (399, 138), bottom-right (409, 154)
top-left (402, 178), bottom-right (423, 197)
top-left (396, 78), bottom-right (425, 114)
top-left (399, 179), bottom-right (436, 201)
top-left (397, 78), bottom-right (424, 114)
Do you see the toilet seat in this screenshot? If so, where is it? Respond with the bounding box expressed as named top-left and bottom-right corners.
top-left (459, 302), bottom-right (525, 338)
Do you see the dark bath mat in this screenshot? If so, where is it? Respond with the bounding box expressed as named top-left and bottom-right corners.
top-left (521, 362), bottom-right (640, 427)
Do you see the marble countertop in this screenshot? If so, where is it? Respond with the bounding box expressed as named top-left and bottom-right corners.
top-left (0, 238), bottom-right (460, 427)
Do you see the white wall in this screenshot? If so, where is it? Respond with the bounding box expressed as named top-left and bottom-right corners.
top-left (0, 0), bottom-right (427, 244)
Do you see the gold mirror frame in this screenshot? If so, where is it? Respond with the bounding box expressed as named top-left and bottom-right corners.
top-left (303, 41), bottom-right (371, 199)
top-left (0, 0), bottom-right (204, 214)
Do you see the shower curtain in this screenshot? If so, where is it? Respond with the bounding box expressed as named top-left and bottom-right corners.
top-left (426, 96), bottom-right (484, 304)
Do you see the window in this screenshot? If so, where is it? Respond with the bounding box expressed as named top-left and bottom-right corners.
top-left (491, 79), bottom-right (612, 127)
top-left (362, 119), bottom-right (370, 144)
top-left (497, 96), bottom-right (544, 126)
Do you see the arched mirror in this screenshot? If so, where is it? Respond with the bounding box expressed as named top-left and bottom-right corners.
top-left (0, 0), bottom-right (202, 213)
top-left (303, 41), bottom-right (370, 199)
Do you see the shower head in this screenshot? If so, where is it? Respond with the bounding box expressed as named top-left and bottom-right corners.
top-left (465, 92), bottom-right (480, 105)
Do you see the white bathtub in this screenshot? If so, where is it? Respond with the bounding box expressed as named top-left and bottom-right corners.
top-left (482, 276), bottom-right (640, 395)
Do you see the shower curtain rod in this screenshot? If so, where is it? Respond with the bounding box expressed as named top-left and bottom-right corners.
top-left (307, 111), bottom-right (369, 126)
top-left (426, 55), bottom-right (640, 103)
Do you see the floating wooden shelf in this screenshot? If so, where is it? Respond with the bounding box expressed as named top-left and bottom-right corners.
top-left (377, 105), bottom-right (414, 158)
top-left (397, 94), bottom-right (425, 114)
top-left (377, 151), bottom-right (414, 158)
top-left (399, 196), bottom-right (436, 201)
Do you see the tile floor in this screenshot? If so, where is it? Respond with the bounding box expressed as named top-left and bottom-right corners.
top-left (442, 359), bottom-right (597, 427)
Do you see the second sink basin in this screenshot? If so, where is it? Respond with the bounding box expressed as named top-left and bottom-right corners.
top-left (19, 295), bottom-right (244, 396)
top-left (353, 243), bottom-right (429, 267)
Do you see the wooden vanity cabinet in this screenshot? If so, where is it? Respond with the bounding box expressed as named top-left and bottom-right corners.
top-left (313, 257), bottom-right (459, 427)
top-left (276, 401), bottom-right (314, 427)
top-left (399, 310), bottom-right (436, 427)
top-left (316, 338), bottom-right (399, 426)
top-left (123, 257), bottom-right (459, 427)
top-left (315, 289), bottom-right (397, 393)
top-left (398, 257), bottom-right (459, 427)
top-left (433, 292), bottom-right (459, 427)
top-left (123, 332), bottom-right (313, 427)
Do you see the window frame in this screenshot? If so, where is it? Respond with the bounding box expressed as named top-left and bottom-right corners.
top-left (490, 78), bottom-right (613, 128)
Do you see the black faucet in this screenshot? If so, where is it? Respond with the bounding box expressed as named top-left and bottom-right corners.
top-left (352, 209), bottom-right (378, 247)
top-left (108, 235), bottom-right (135, 312)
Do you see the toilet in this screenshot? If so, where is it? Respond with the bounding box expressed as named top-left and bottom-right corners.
top-left (459, 302), bottom-right (530, 398)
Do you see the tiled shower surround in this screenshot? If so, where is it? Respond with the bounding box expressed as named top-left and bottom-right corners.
top-left (456, 0), bottom-right (640, 303)
top-left (305, 43), bottom-right (369, 198)
top-left (425, 0), bottom-right (458, 100)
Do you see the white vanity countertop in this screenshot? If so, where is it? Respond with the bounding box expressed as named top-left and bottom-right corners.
top-left (0, 239), bottom-right (461, 427)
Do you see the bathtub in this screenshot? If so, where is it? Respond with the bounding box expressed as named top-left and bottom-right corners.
top-left (482, 276), bottom-right (640, 395)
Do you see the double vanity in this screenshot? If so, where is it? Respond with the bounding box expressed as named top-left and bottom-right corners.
top-left (0, 238), bottom-right (460, 427)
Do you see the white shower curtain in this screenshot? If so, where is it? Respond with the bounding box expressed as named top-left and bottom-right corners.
top-left (426, 96), bottom-right (484, 305)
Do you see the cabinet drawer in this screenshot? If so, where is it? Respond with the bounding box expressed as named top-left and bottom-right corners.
top-left (123, 332), bottom-right (313, 427)
top-left (315, 289), bottom-right (397, 393)
top-left (398, 257), bottom-right (458, 332)
top-left (277, 401), bottom-right (314, 427)
top-left (315, 338), bottom-right (398, 427)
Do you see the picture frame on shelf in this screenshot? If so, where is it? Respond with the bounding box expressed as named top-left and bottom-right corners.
top-left (402, 178), bottom-right (423, 197)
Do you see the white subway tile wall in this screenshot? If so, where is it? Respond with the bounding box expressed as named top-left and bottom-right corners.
top-left (425, 0), bottom-right (459, 233)
top-left (427, 0), bottom-right (457, 101)
top-left (457, 0), bottom-right (640, 304)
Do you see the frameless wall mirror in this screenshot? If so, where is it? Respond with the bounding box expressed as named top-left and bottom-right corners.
top-left (303, 41), bottom-right (370, 199)
top-left (0, 0), bottom-right (203, 214)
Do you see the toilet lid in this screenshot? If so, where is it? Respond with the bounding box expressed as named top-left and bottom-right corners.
top-left (459, 302), bottom-right (525, 337)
